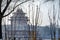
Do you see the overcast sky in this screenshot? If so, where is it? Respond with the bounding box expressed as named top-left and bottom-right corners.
top-left (21, 0), bottom-right (59, 26)
top-left (2, 0), bottom-right (60, 27)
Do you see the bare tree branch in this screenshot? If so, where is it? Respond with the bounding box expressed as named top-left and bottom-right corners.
top-left (0, 0), bottom-right (3, 13)
top-left (3, 0), bottom-right (30, 17)
top-left (0, 0), bottom-right (2, 4)
top-left (2, 0), bottom-right (12, 15)
top-left (48, 9), bottom-right (52, 23)
top-left (44, 0), bottom-right (54, 3)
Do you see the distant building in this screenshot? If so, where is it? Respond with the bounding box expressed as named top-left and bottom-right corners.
top-left (6, 8), bottom-right (29, 40)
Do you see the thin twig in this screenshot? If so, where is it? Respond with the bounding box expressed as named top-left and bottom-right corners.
top-left (3, 0), bottom-right (30, 17)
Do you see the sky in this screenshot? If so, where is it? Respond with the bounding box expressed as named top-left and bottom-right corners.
top-left (21, 0), bottom-right (59, 26)
top-left (2, 0), bottom-right (60, 27)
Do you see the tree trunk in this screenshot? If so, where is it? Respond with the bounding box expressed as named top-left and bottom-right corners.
top-left (0, 17), bottom-right (2, 39)
top-left (50, 24), bottom-right (53, 40)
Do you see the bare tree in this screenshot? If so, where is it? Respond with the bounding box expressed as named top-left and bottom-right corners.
top-left (48, 9), bottom-right (55, 40)
top-left (31, 0), bottom-right (54, 40)
top-left (48, 4), bottom-right (56, 40)
top-left (0, 0), bottom-right (30, 39)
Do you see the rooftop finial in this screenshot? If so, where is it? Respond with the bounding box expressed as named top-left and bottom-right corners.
top-left (17, 8), bottom-right (23, 13)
